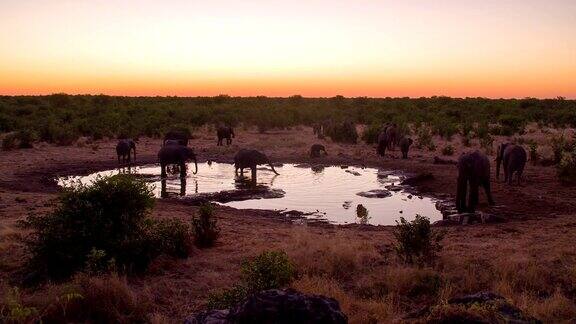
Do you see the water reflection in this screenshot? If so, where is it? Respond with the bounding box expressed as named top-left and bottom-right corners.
top-left (59, 163), bottom-right (443, 226)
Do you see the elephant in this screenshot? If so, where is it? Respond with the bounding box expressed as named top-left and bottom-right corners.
top-left (456, 150), bottom-right (495, 213)
top-left (116, 139), bottom-right (136, 164)
top-left (310, 144), bottom-right (328, 158)
top-left (217, 126), bottom-right (235, 146)
top-left (234, 149), bottom-right (279, 182)
top-left (377, 131), bottom-right (389, 157)
top-left (399, 137), bottom-right (414, 159)
top-left (496, 143), bottom-right (527, 185)
top-left (158, 145), bottom-right (198, 178)
top-left (163, 130), bottom-right (190, 146)
top-left (385, 123), bottom-right (398, 150)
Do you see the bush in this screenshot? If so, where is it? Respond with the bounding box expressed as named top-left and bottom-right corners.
top-left (207, 250), bottom-right (296, 309)
top-left (325, 122), bottom-right (358, 144)
top-left (558, 148), bottom-right (576, 185)
top-left (416, 125), bottom-right (433, 150)
top-left (241, 250), bottom-right (297, 291)
top-left (1, 133), bottom-right (17, 150)
top-left (152, 218), bottom-right (193, 258)
top-left (192, 203), bottom-right (220, 248)
top-left (206, 284), bottom-right (249, 310)
top-left (528, 142), bottom-right (539, 165)
top-left (22, 175), bottom-right (191, 279)
top-left (394, 215), bottom-right (444, 266)
top-left (551, 134), bottom-right (574, 164)
top-left (441, 145), bottom-right (455, 156)
top-left (361, 123), bottom-right (382, 144)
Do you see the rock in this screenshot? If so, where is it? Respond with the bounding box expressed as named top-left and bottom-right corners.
top-left (345, 170), bottom-right (361, 176)
top-left (187, 289), bottom-right (348, 324)
top-left (356, 189), bottom-right (392, 198)
top-left (385, 185), bottom-right (404, 192)
top-left (342, 201), bottom-right (352, 209)
top-left (447, 292), bottom-right (541, 323)
top-left (401, 172), bottom-right (434, 186)
top-left (340, 165), bottom-right (349, 169)
top-left (377, 170), bottom-right (394, 178)
top-left (311, 164), bottom-right (326, 172)
top-left (182, 187), bottom-right (285, 205)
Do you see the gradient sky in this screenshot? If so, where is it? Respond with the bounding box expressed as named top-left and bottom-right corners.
top-left (0, 0), bottom-right (575, 98)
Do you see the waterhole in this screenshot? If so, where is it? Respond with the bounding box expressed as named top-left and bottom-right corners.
top-left (58, 162), bottom-right (442, 225)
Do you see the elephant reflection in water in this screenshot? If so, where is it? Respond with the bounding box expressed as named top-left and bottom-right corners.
top-left (160, 177), bottom-right (190, 198)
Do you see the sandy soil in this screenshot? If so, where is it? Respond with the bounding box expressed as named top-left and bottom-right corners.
top-left (1, 126), bottom-right (575, 321)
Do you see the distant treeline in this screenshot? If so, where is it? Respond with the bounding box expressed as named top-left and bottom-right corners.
top-left (0, 94), bottom-right (575, 144)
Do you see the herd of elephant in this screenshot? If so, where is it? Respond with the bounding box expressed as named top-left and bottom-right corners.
top-left (117, 124), bottom-right (528, 214)
top-left (115, 126), bottom-right (280, 182)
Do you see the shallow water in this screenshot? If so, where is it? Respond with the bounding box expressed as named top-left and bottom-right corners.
top-left (58, 162), bottom-right (443, 225)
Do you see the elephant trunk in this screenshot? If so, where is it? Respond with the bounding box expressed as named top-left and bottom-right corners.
top-left (133, 147), bottom-right (136, 162)
top-left (193, 157), bottom-right (198, 174)
top-left (267, 160), bottom-right (279, 175)
top-left (496, 156), bottom-right (501, 179)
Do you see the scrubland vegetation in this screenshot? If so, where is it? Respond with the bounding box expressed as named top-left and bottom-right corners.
top-left (1, 94), bottom-right (575, 146)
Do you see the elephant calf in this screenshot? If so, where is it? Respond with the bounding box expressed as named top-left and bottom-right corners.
top-left (399, 137), bottom-right (414, 159)
top-left (217, 126), bottom-right (235, 146)
top-left (158, 145), bottom-right (198, 178)
top-left (116, 139), bottom-right (136, 165)
top-left (310, 144), bottom-right (328, 158)
top-left (497, 143), bottom-right (527, 185)
top-left (456, 150), bottom-right (495, 213)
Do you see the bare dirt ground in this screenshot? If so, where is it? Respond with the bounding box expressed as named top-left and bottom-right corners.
top-left (1, 126), bottom-right (576, 322)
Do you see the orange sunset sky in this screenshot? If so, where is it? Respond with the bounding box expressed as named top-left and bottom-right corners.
top-left (0, 0), bottom-right (575, 98)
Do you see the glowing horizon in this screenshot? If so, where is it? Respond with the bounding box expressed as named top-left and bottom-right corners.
top-left (1, 0), bottom-right (575, 98)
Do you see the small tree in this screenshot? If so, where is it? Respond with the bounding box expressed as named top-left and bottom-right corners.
top-left (394, 215), bottom-right (444, 266)
top-left (192, 203), bottom-right (220, 248)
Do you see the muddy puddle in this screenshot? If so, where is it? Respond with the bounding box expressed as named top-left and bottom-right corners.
top-left (58, 162), bottom-right (443, 225)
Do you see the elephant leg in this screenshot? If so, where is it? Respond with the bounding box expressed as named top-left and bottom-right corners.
top-left (506, 166), bottom-right (513, 185)
top-left (456, 176), bottom-right (467, 213)
top-left (483, 178), bottom-right (495, 206)
top-left (468, 179), bottom-right (479, 213)
top-left (161, 163), bottom-right (167, 178)
top-left (179, 162), bottom-right (186, 178)
top-left (251, 167), bottom-right (257, 185)
top-left (517, 169), bottom-right (523, 185)
top-left (118, 155), bottom-right (121, 164)
top-left (240, 168), bottom-right (244, 176)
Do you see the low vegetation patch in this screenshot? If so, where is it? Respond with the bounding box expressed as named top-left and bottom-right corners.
top-left (207, 250), bottom-right (296, 309)
top-left (394, 215), bottom-right (444, 266)
top-left (22, 175), bottom-right (193, 280)
top-left (192, 203), bottom-right (220, 248)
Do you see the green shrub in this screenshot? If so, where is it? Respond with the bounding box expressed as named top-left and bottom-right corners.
top-left (0, 287), bottom-right (38, 323)
top-left (442, 145), bottom-right (455, 156)
top-left (1, 134), bottom-right (17, 150)
top-left (551, 134), bottom-right (573, 164)
top-left (558, 148), bottom-right (576, 185)
top-left (206, 250), bottom-right (296, 310)
top-left (529, 142), bottom-right (538, 165)
top-left (22, 175), bottom-right (191, 279)
top-left (416, 125), bottom-right (433, 150)
top-left (361, 123), bottom-right (382, 144)
top-left (241, 250), bottom-right (296, 291)
top-left (192, 203), bottom-right (220, 248)
top-left (206, 284), bottom-right (249, 310)
top-left (325, 122), bottom-right (358, 144)
top-left (394, 215), bottom-right (444, 266)
top-left (152, 218), bottom-right (193, 258)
